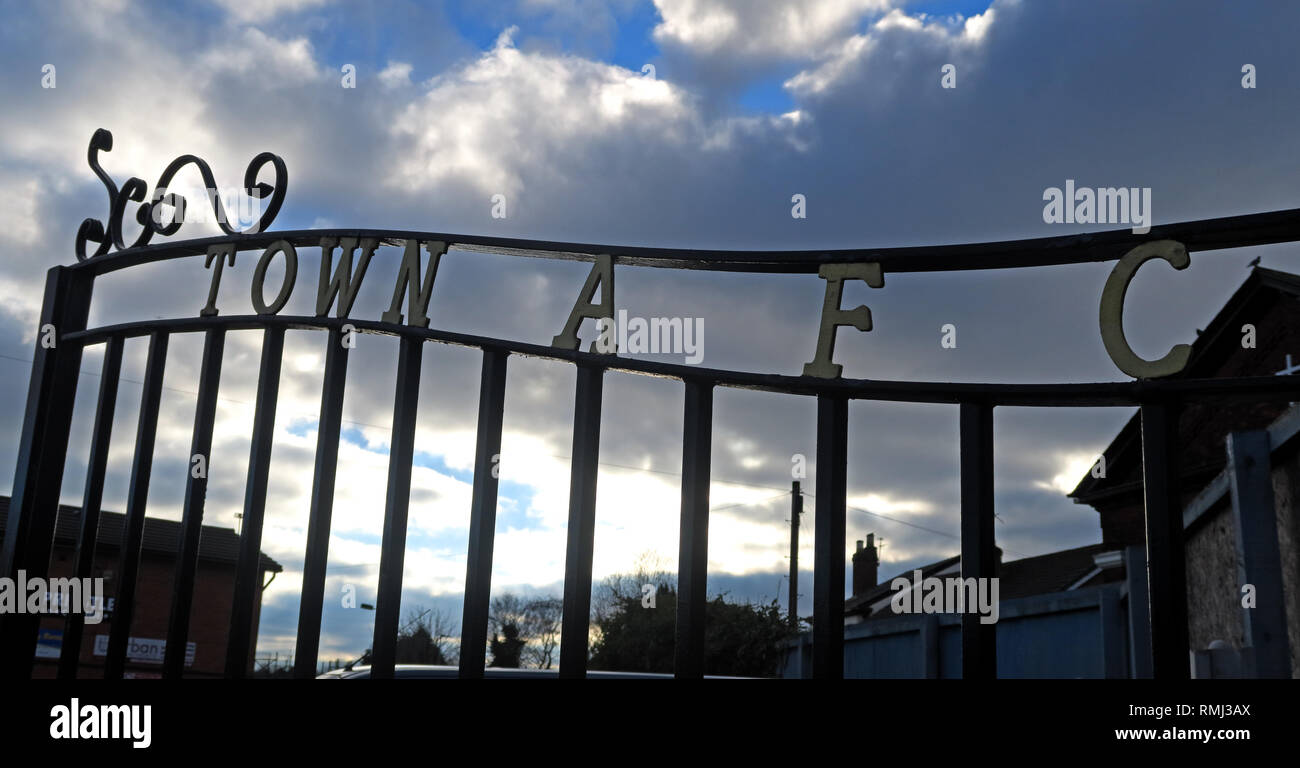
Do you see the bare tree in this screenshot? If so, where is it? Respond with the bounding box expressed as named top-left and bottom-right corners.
top-left (488, 593), bottom-right (528, 639)
top-left (489, 592), bottom-right (564, 669)
top-left (488, 593), bottom-right (529, 668)
top-left (521, 597), bottom-right (563, 670)
top-left (593, 550), bottom-right (674, 624)
top-left (429, 607), bottom-right (459, 665)
top-left (485, 552), bottom-right (669, 670)
top-left (398, 606), bottom-right (460, 665)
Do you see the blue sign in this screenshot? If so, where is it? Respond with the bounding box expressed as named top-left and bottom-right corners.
top-left (35, 628), bottom-right (62, 659)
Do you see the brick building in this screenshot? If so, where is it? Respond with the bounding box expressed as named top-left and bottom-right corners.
top-left (1070, 265), bottom-right (1300, 677)
top-left (0, 496), bottom-right (282, 678)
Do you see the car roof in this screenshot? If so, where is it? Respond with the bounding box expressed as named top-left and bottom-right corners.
top-left (320, 664), bottom-right (729, 679)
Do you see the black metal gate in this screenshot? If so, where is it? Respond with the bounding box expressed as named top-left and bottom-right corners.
top-left (2, 130), bottom-right (1297, 680)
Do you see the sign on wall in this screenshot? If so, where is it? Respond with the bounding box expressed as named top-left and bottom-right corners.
top-left (94, 635), bottom-right (195, 667)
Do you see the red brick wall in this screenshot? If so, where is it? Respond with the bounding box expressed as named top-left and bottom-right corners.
top-left (31, 544), bottom-right (265, 679)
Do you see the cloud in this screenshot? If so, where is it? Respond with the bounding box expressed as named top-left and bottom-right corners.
top-left (209, 0), bottom-right (331, 24)
top-left (377, 61), bottom-right (414, 89)
top-left (387, 27), bottom-right (693, 199)
top-left (652, 0), bottom-right (895, 60)
top-left (785, 6), bottom-right (997, 96)
top-left (197, 28), bottom-right (323, 83)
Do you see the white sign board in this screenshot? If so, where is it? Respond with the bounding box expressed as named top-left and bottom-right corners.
top-left (94, 635), bottom-right (195, 667)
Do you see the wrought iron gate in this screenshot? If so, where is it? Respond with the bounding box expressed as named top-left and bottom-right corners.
top-left (1, 130), bottom-right (1297, 679)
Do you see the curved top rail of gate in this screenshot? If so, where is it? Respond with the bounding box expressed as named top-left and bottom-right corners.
top-left (71, 213), bottom-right (1300, 277)
top-left (59, 128), bottom-right (1300, 405)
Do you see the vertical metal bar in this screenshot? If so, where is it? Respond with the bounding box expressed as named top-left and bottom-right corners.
top-left (558, 364), bottom-right (603, 679)
top-left (459, 348), bottom-right (508, 679)
top-left (1226, 429), bottom-right (1291, 678)
top-left (369, 335), bottom-right (424, 679)
top-left (0, 266), bottom-right (92, 678)
top-left (921, 615), bottom-right (940, 678)
top-left (789, 480), bottom-right (801, 624)
top-left (812, 394), bottom-right (847, 679)
top-left (163, 328), bottom-right (225, 679)
top-left (105, 331), bottom-right (169, 680)
top-left (959, 401), bottom-right (996, 679)
top-left (223, 327), bottom-right (284, 678)
top-left (58, 336), bottom-right (123, 679)
top-left (293, 328), bottom-right (349, 679)
top-left (1124, 544), bottom-right (1153, 678)
top-left (674, 378), bottom-right (713, 678)
top-left (1140, 397), bottom-right (1189, 680)
top-left (1099, 587), bottom-right (1127, 679)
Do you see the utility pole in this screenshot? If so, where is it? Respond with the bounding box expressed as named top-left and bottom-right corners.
top-left (789, 480), bottom-right (802, 625)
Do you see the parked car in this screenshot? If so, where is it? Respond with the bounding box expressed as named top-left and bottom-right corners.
top-left (317, 664), bottom-right (678, 679)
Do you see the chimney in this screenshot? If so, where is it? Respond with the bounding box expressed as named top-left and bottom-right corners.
top-left (852, 533), bottom-right (879, 597)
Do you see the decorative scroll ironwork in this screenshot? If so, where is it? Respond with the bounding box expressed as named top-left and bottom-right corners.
top-left (75, 128), bottom-right (287, 261)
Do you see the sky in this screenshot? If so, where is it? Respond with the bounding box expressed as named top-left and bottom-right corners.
top-left (2, 0), bottom-right (1300, 665)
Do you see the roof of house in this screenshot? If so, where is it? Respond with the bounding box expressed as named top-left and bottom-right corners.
top-left (845, 543), bottom-right (1123, 619)
top-left (1069, 265), bottom-right (1300, 507)
top-left (0, 496), bottom-right (283, 573)
top-left (997, 542), bottom-right (1118, 599)
top-left (846, 554), bottom-right (959, 617)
